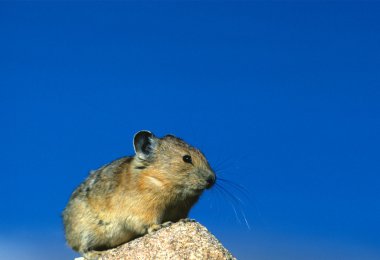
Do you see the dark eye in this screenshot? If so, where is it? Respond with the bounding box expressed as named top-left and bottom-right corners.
top-left (183, 155), bottom-right (192, 164)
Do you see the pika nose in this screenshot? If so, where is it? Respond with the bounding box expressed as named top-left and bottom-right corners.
top-left (206, 174), bottom-right (216, 189)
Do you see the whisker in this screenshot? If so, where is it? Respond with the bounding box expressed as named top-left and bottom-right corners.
top-left (218, 176), bottom-right (263, 222)
top-left (213, 167), bottom-right (240, 176)
top-left (216, 183), bottom-right (251, 230)
top-left (210, 186), bottom-right (223, 217)
top-left (213, 166), bottom-right (236, 175)
top-left (217, 177), bottom-right (251, 200)
top-left (213, 156), bottom-right (237, 172)
top-left (216, 183), bottom-right (246, 207)
top-left (215, 185), bottom-right (241, 225)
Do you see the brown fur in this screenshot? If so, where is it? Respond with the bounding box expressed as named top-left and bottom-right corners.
top-left (62, 131), bottom-right (215, 259)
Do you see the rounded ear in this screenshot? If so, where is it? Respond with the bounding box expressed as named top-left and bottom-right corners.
top-left (133, 130), bottom-right (157, 160)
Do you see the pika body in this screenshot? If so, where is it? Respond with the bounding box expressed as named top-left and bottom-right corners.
top-left (62, 131), bottom-right (216, 259)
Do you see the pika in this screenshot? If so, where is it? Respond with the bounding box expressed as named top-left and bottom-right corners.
top-left (62, 130), bottom-right (216, 259)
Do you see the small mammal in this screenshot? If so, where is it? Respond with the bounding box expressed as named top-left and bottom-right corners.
top-left (62, 130), bottom-right (216, 259)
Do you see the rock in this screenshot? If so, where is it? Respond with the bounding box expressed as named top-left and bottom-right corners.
top-left (88, 220), bottom-right (235, 260)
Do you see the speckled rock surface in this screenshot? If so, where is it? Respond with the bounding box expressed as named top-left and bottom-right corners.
top-left (100, 220), bottom-right (235, 260)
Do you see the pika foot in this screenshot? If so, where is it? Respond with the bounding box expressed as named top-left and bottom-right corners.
top-left (83, 250), bottom-right (105, 260)
top-left (181, 218), bottom-right (196, 223)
top-left (148, 221), bottom-right (173, 234)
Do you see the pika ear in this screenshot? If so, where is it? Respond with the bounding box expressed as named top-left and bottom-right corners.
top-left (133, 130), bottom-right (157, 160)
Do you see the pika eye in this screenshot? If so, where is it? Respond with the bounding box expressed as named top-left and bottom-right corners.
top-left (183, 155), bottom-right (192, 164)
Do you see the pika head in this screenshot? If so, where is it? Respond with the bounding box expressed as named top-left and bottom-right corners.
top-left (133, 130), bottom-right (216, 197)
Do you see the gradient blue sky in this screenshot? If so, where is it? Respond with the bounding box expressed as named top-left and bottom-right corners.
top-left (1, 1), bottom-right (379, 259)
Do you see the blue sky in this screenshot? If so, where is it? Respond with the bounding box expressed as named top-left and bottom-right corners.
top-left (0, 1), bottom-right (379, 259)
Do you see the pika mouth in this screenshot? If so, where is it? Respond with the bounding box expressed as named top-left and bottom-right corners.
top-left (206, 175), bottom-right (216, 189)
top-left (191, 187), bottom-right (206, 195)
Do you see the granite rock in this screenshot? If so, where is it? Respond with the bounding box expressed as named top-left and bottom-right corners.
top-left (76, 220), bottom-right (235, 260)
